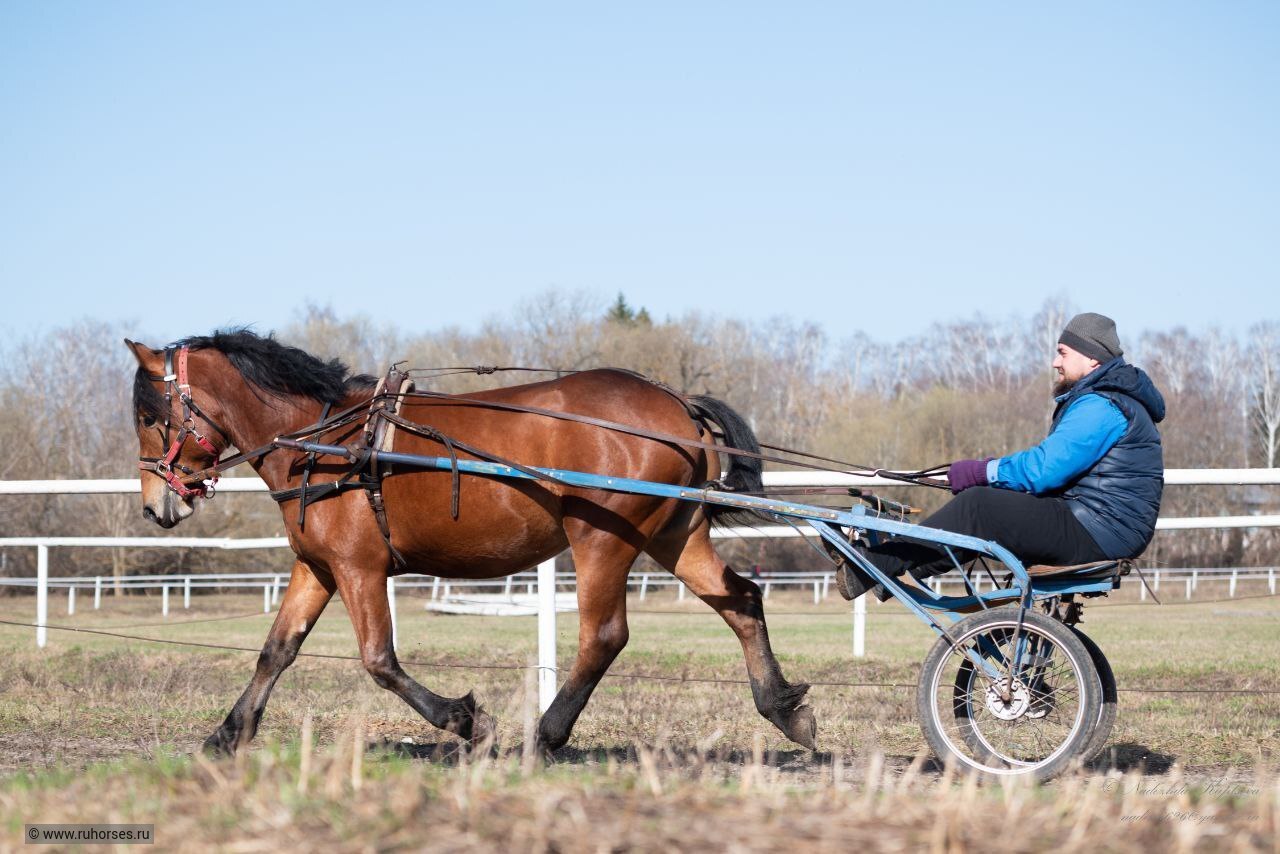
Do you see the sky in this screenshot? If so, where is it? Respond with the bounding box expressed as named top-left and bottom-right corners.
top-left (1, 2), bottom-right (1277, 347)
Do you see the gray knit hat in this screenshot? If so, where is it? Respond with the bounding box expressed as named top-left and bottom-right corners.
top-left (1059, 313), bottom-right (1123, 362)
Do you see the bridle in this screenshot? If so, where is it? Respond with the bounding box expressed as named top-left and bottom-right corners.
top-left (137, 346), bottom-right (232, 499)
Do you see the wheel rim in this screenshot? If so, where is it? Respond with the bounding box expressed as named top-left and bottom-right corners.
top-left (933, 621), bottom-right (1088, 775)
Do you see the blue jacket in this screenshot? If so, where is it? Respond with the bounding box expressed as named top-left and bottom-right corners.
top-left (988, 358), bottom-right (1166, 558)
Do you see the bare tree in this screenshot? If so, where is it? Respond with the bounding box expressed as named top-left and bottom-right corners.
top-left (1249, 322), bottom-right (1280, 468)
top-left (1029, 297), bottom-right (1075, 365)
top-left (1200, 328), bottom-right (1247, 466)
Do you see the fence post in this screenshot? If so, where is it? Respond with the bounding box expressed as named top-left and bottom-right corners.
top-left (184, 576), bottom-right (191, 609)
top-left (822, 573), bottom-right (830, 599)
top-left (813, 580), bottom-right (820, 605)
top-left (67, 586), bottom-right (75, 616)
top-left (678, 582), bottom-right (686, 601)
top-left (263, 584), bottom-right (270, 613)
top-left (1270, 569), bottom-right (1276, 595)
top-left (1185, 577), bottom-right (1191, 600)
top-left (504, 576), bottom-right (513, 599)
top-left (1192, 569), bottom-right (1198, 591)
top-left (1154, 571), bottom-right (1160, 591)
top-left (852, 595), bottom-right (865, 658)
top-left (36, 544), bottom-right (48, 648)
top-left (162, 584), bottom-right (169, 617)
top-left (94, 576), bottom-right (102, 610)
top-left (1140, 579), bottom-right (1147, 601)
top-left (1229, 570), bottom-right (1237, 598)
top-left (537, 558), bottom-right (557, 713)
top-left (271, 575), bottom-right (281, 606)
top-left (640, 574), bottom-right (649, 601)
top-left (387, 577), bottom-right (398, 652)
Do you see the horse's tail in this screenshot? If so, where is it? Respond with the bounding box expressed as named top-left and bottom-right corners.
top-left (686, 395), bottom-right (765, 523)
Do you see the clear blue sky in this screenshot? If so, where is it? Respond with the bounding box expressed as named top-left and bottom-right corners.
top-left (2, 2), bottom-right (1276, 346)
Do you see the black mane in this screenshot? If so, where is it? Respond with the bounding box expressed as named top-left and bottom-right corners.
top-left (133, 329), bottom-right (376, 419)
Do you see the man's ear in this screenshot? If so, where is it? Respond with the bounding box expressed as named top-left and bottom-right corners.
top-left (124, 339), bottom-right (163, 374)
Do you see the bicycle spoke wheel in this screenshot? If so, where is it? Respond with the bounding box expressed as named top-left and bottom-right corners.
top-left (918, 606), bottom-right (1100, 780)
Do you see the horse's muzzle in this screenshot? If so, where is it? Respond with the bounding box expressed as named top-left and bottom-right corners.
top-left (142, 492), bottom-right (192, 528)
top-left (142, 505), bottom-right (177, 529)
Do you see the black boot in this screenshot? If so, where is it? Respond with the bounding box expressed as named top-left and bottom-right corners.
top-left (835, 561), bottom-right (877, 601)
top-left (835, 560), bottom-right (895, 602)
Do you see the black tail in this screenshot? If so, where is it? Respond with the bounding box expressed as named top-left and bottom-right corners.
top-left (687, 395), bottom-right (765, 523)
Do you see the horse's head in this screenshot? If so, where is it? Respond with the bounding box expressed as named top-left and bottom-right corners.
top-left (125, 340), bottom-right (231, 528)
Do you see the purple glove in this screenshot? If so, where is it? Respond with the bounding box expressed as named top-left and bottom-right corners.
top-left (948, 458), bottom-right (993, 494)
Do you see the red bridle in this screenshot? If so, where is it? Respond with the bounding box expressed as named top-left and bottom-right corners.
top-left (137, 346), bottom-right (229, 499)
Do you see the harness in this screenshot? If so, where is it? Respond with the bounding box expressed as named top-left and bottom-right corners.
top-left (142, 353), bottom-right (952, 567)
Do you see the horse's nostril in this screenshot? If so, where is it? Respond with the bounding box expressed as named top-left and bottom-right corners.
top-left (143, 506), bottom-right (158, 523)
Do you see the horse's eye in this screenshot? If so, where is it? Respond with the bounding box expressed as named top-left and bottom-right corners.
top-left (141, 415), bottom-right (157, 428)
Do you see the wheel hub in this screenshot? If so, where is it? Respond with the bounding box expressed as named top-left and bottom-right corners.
top-left (985, 678), bottom-right (1031, 720)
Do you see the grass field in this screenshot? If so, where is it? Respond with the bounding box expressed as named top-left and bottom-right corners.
top-left (0, 584), bottom-right (1277, 850)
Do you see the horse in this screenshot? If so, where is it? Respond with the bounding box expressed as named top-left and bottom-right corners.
top-left (125, 330), bottom-right (816, 755)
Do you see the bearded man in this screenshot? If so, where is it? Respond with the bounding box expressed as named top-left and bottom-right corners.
top-left (838, 312), bottom-right (1166, 601)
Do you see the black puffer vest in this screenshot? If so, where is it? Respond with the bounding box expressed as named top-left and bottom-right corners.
top-left (1052, 358), bottom-right (1166, 558)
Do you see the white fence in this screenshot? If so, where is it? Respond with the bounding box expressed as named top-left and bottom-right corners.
top-left (3, 469), bottom-right (1280, 711)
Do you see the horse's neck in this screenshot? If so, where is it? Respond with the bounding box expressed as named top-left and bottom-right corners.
top-left (233, 388), bottom-right (375, 491)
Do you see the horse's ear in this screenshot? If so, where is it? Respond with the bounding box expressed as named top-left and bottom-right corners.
top-left (124, 339), bottom-right (162, 372)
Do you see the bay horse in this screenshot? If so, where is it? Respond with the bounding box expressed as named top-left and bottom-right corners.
top-left (126, 330), bottom-right (816, 755)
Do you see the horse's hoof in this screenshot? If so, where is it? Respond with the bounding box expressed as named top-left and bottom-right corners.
top-left (201, 732), bottom-right (236, 758)
top-left (532, 738), bottom-right (559, 764)
top-left (784, 704), bottom-right (817, 750)
top-left (534, 722), bottom-right (569, 758)
top-left (467, 708), bottom-right (497, 749)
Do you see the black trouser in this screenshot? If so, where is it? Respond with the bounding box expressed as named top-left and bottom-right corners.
top-left (862, 486), bottom-right (1109, 580)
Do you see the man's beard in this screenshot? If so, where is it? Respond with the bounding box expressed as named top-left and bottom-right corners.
top-left (1053, 376), bottom-right (1077, 397)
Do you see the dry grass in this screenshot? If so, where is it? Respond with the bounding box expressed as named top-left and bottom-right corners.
top-left (0, 587), bottom-right (1277, 850)
top-left (1, 727), bottom-right (1276, 852)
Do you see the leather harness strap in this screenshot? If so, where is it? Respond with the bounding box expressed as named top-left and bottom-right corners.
top-left (359, 366), bottom-right (413, 569)
top-left (295, 401), bottom-right (332, 531)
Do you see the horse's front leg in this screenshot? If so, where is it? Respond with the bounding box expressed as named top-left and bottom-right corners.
top-left (203, 560), bottom-right (334, 756)
top-left (333, 564), bottom-right (493, 744)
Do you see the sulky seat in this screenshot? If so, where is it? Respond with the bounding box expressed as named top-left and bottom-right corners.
top-left (1024, 559), bottom-right (1131, 579)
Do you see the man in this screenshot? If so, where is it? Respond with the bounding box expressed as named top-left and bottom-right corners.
top-left (838, 312), bottom-right (1166, 601)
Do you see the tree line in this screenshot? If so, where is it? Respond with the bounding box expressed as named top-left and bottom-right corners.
top-left (1, 292), bottom-right (1277, 585)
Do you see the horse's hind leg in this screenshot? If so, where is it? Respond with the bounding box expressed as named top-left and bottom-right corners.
top-left (332, 563), bottom-right (492, 744)
top-left (204, 560), bottom-right (335, 756)
top-left (646, 520), bottom-right (817, 750)
top-left (536, 527), bottom-right (635, 753)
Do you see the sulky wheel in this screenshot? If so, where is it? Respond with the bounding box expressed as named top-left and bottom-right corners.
top-left (917, 605), bottom-right (1101, 781)
top-left (1069, 627), bottom-right (1118, 767)
top-left (948, 623), bottom-right (1118, 771)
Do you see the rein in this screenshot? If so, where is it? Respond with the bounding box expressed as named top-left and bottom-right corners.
top-left (392, 387), bottom-right (951, 488)
top-left (152, 360), bottom-right (951, 512)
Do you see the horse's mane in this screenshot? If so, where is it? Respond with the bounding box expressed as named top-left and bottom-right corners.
top-left (133, 329), bottom-right (377, 419)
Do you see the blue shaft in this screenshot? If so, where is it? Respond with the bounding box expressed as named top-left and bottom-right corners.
top-left (281, 438), bottom-right (1034, 592)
